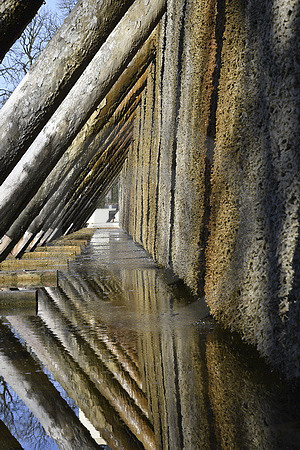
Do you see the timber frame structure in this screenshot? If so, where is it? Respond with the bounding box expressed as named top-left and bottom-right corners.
top-left (0, 0), bottom-right (300, 379)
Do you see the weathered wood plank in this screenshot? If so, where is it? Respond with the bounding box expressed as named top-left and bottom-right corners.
top-left (34, 245), bottom-right (81, 254)
top-left (0, 259), bottom-right (68, 271)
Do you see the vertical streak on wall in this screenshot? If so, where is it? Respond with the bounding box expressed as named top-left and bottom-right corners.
top-left (171, 0), bottom-right (218, 293)
top-left (155, 0), bottom-right (188, 269)
top-left (167, 0), bottom-right (188, 269)
top-left (139, 86), bottom-right (148, 244)
top-left (151, 19), bottom-right (166, 260)
top-left (205, 0), bottom-right (245, 333)
top-left (142, 64), bottom-right (156, 250)
top-left (135, 93), bottom-right (146, 244)
top-left (132, 104), bottom-right (142, 241)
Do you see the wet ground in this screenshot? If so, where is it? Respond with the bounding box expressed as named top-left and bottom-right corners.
top-left (0, 228), bottom-right (300, 449)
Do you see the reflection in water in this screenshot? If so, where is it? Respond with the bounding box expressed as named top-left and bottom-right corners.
top-left (0, 229), bottom-right (299, 449)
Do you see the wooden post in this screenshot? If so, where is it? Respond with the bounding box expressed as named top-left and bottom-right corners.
top-left (0, 0), bottom-right (43, 62)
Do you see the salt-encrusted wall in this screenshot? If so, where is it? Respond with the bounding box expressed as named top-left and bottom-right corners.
top-left (206, 0), bottom-right (300, 377)
top-left (119, 0), bottom-right (300, 378)
top-left (120, 0), bottom-right (218, 292)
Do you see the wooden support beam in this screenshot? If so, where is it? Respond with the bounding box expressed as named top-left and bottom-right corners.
top-left (0, 259), bottom-right (68, 271)
top-left (7, 315), bottom-right (141, 449)
top-left (0, 320), bottom-right (100, 449)
top-left (0, 0), bottom-right (166, 236)
top-left (22, 251), bottom-right (78, 259)
top-left (55, 126), bottom-right (133, 236)
top-left (0, 0), bottom-right (135, 182)
top-left (1, 40), bottom-right (154, 257)
top-left (48, 239), bottom-right (87, 248)
top-left (0, 0), bottom-right (43, 62)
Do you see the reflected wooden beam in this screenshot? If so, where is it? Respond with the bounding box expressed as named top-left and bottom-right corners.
top-left (38, 289), bottom-right (156, 449)
top-left (7, 315), bottom-right (142, 450)
top-left (0, 320), bottom-right (99, 449)
top-left (0, 289), bottom-right (37, 316)
top-left (46, 285), bottom-right (149, 418)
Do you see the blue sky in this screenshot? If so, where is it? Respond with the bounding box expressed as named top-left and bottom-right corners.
top-left (43, 0), bottom-right (58, 12)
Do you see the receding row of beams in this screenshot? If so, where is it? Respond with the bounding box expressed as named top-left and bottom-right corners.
top-left (0, 0), bottom-right (167, 258)
top-left (0, 43), bottom-right (155, 257)
top-left (7, 85), bottom-right (141, 256)
top-left (3, 265), bottom-right (161, 448)
top-left (3, 42), bottom-right (152, 257)
top-left (0, 0), bottom-right (136, 180)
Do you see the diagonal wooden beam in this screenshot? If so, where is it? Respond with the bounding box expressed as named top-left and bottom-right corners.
top-left (0, 0), bottom-right (43, 62)
top-left (0, 0), bottom-right (135, 183)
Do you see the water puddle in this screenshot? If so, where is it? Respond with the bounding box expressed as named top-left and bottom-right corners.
top-left (0, 229), bottom-right (299, 449)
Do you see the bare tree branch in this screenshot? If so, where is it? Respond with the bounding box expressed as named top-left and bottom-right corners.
top-left (57, 0), bottom-right (78, 18)
top-left (0, 8), bottom-right (59, 108)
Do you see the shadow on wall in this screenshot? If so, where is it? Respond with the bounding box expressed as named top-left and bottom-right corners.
top-left (205, 0), bottom-right (300, 378)
top-left (237, 0), bottom-right (300, 377)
